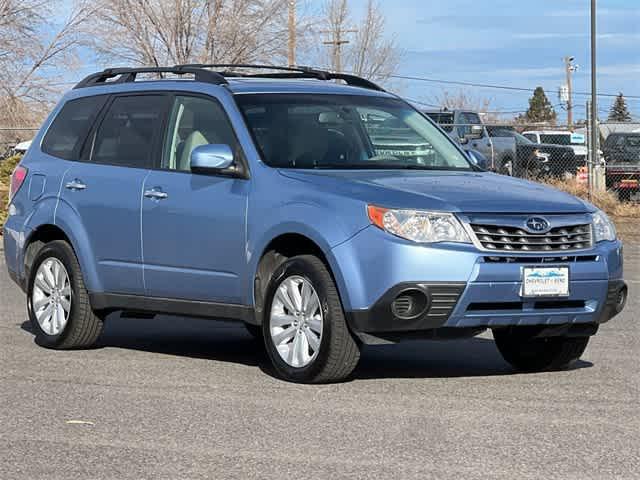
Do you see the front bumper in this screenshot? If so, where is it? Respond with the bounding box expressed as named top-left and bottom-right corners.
top-left (331, 225), bottom-right (625, 335)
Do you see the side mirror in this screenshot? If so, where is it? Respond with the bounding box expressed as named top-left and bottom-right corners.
top-left (466, 149), bottom-right (488, 170)
top-left (190, 144), bottom-right (235, 175)
top-left (466, 125), bottom-right (484, 140)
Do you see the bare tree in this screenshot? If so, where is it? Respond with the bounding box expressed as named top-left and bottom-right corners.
top-left (87, 0), bottom-right (291, 67)
top-left (346, 0), bottom-right (400, 82)
top-left (318, 0), bottom-right (401, 83)
top-left (0, 0), bottom-right (91, 143)
top-left (432, 90), bottom-right (493, 113)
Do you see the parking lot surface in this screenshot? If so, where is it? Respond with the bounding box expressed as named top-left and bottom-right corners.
top-left (1, 243), bottom-right (638, 480)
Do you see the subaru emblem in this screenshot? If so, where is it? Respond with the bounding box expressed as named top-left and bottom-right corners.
top-left (525, 217), bottom-right (550, 233)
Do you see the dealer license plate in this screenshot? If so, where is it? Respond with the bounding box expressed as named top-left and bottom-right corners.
top-left (522, 267), bottom-right (569, 297)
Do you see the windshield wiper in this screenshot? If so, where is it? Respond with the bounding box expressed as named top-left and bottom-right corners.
top-left (313, 161), bottom-right (465, 171)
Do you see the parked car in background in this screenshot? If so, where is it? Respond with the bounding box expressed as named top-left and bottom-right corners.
top-left (523, 131), bottom-right (588, 165)
top-left (602, 132), bottom-right (640, 200)
top-left (487, 126), bottom-right (578, 178)
top-left (423, 109), bottom-right (516, 173)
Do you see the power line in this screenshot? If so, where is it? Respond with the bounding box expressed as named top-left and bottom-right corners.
top-left (389, 73), bottom-right (640, 100)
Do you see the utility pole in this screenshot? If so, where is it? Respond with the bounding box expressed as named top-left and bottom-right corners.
top-left (589, 0), bottom-right (598, 199)
top-left (288, 0), bottom-right (296, 67)
top-left (321, 27), bottom-right (356, 73)
top-left (564, 56), bottom-right (577, 129)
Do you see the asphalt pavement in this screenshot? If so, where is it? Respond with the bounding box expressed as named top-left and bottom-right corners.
top-left (1, 242), bottom-right (638, 479)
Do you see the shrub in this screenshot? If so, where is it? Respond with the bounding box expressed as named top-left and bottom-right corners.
top-left (0, 154), bottom-right (23, 227)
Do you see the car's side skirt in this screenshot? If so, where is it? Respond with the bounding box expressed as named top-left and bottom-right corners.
top-left (89, 292), bottom-right (255, 323)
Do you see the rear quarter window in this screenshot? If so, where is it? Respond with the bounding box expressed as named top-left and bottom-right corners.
top-left (42, 95), bottom-right (108, 160)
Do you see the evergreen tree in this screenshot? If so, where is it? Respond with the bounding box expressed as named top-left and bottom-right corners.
top-left (608, 93), bottom-right (632, 122)
top-left (525, 87), bottom-right (557, 123)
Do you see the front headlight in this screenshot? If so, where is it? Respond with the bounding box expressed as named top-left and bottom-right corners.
top-left (368, 205), bottom-right (471, 244)
top-left (592, 209), bottom-right (617, 242)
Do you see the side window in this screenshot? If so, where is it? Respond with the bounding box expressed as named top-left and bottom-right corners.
top-left (42, 95), bottom-right (107, 160)
top-left (523, 133), bottom-right (537, 142)
top-left (91, 95), bottom-right (167, 168)
top-left (162, 95), bottom-right (239, 172)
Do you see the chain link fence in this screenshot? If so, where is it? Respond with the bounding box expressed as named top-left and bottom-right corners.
top-left (432, 121), bottom-right (640, 204)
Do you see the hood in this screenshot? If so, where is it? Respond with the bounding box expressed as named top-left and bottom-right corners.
top-left (279, 169), bottom-right (592, 214)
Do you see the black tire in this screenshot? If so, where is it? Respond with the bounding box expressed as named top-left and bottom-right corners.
top-left (243, 322), bottom-right (262, 340)
top-left (262, 255), bottom-right (360, 383)
top-left (493, 328), bottom-right (589, 372)
top-left (27, 240), bottom-right (103, 349)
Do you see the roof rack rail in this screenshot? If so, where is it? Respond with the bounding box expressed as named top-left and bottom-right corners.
top-left (178, 64), bottom-right (385, 92)
top-left (74, 66), bottom-right (228, 89)
top-left (74, 64), bottom-right (385, 92)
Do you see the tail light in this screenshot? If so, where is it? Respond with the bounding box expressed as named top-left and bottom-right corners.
top-left (8, 165), bottom-right (28, 203)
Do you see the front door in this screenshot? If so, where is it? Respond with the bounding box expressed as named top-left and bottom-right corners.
top-left (142, 94), bottom-right (249, 304)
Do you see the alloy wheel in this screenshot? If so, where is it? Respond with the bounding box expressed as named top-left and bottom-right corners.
top-left (32, 257), bottom-right (71, 335)
top-left (269, 275), bottom-right (323, 368)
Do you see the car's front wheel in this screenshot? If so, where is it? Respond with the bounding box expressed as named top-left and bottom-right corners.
top-left (263, 255), bottom-right (360, 383)
top-left (27, 240), bottom-right (104, 349)
top-left (493, 327), bottom-right (589, 372)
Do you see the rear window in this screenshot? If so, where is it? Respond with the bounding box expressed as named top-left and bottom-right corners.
top-left (42, 95), bottom-right (108, 160)
top-left (625, 136), bottom-right (640, 147)
top-left (539, 134), bottom-right (571, 146)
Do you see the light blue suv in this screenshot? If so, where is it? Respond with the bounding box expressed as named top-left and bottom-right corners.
top-left (4, 65), bottom-right (627, 383)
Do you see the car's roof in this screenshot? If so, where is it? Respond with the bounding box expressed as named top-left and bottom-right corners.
top-left (225, 78), bottom-right (394, 97)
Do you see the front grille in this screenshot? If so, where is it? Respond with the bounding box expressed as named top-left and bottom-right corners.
top-left (471, 223), bottom-right (592, 252)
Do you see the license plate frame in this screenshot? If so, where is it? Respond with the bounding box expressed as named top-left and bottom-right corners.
top-left (521, 266), bottom-right (570, 298)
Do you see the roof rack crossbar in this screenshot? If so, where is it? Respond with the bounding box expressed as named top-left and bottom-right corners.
top-left (74, 66), bottom-right (228, 89)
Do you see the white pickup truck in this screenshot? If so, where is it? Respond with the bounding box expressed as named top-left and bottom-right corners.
top-left (522, 131), bottom-right (588, 164)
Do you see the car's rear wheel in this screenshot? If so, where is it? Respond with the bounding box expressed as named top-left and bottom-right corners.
top-left (493, 327), bottom-right (589, 372)
top-left (27, 240), bottom-right (103, 349)
top-left (263, 255), bottom-right (360, 383)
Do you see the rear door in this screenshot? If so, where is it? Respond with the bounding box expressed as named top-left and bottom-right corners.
top-left (59, 93), bottom-right (169, 295)
top-left (141, 93), bottom-right (249, 303)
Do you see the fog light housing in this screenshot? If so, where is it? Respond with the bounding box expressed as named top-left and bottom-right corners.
top-left (391, 289), bottom-right (429, 320)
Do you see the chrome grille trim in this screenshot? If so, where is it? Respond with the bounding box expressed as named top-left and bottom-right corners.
top-left (470, 223), bottom-right (593, 252)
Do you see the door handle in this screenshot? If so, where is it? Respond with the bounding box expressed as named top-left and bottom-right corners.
top-left (65, 179), bottom-right (87, 190)
top-left (144, 189), bottom-right (168, 200)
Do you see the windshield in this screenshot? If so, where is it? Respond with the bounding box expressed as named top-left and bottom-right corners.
top-left (539, 134), bottom-right (571, 146)
top-left (236, 94), bottom-right (472, 170)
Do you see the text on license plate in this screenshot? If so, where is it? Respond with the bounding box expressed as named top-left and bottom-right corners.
top-left (522, 267), bottom-right (569, 297)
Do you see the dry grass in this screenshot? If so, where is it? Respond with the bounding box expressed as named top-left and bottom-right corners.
top-left (543, 176), bottom-right (639, 242)
top-left (543, 176), bottom-right (640, 219)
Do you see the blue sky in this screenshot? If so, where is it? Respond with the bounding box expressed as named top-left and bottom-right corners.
top-left (63, 0), bottom-right (639, 122)
top-left (339, 0), bottom-right (639, 121)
